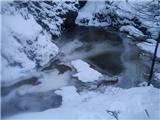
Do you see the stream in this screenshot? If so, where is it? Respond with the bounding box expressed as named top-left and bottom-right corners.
top-left (1, 26), bottom-right (149, 118)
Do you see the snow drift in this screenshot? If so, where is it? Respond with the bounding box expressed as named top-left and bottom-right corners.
top-left (1, 2), bottom-right (59, 85)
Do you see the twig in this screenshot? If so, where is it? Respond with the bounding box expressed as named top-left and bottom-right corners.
top-left (106, 110), bottom-right (120, 120)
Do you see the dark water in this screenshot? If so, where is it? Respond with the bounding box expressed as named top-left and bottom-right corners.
top-left (2, 91), bottom-right (62, 118)
top-left (88, 51), bottom-right (124, 75)
top-left (57, 26), bottom-right (122, 45)
top-left (57, 26), bottom-right (147, 87)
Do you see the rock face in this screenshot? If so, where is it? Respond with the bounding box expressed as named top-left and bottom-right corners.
top-left (1, 1), bottom-right (79, 84)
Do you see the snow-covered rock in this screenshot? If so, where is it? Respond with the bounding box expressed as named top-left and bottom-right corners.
top-left (71, 59), bottom-right (103, 82)
top-left (76, 1), bottom-right (110, 27)
top-left (147, 28), bottom-right (160, 39)
top-left (76, 0), bottom-right (160, 39)
top-left (120, 25), bottom-right (144, 38)
top-left (1, 3), bottom-right (59, 84)
top-left (137, 39), bottom-right (160, 58)
top-left (8, 1), bottom-right (79, 37)
top-left (5, 86), bottom-right (160, 120)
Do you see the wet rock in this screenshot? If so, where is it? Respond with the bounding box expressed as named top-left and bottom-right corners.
top-left (1, 77), bottom-right (39, 96)
top-left (73, 78), bottom-right (118, 93)
top-left (41, 59), bottom-right (61, 71)
top-left (62, 10), bottom-right (78, 29)
top-left (41, 59), bottom-right (72, 74)
top-left (78, 0), bottom-right (87, 9)
top-left (97, 79), bottom-right (119, 88)
top-left (80, 18), bottom-right (89, 25)
top-left (56, 64), bottom-right (72, 74)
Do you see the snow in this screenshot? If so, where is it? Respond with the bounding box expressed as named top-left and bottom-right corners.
top-left (147, 28), bottom-right (160, 39)
top-left (76, 0), bottom-right (160, 40)
top-left (155, 72), bottom-right (160, 81)
top-left (55, 86), bottom-right (80, 106)
top-left (1, 11), bottom-right (59, 84)
top-left (3, 15), bottom-right (41, 40)
top-left (1, 1), bottom-right (160, 120)
top-left (120, 25), bottom-right (144, 38)
top-left (16, 70), bottom-right (70, 94)
top-left (27, 1), bottom-right (78, 36)
top-left (5, 86), bottom-right (160, 120)
top-left (137, 39), bottom-right (160, 58)
top-left (76, 1), bottom-right (109, 27)
top-left (1, 15), bottom-right (36, 83)
top-left (71, 59), bottom-right (103, 82)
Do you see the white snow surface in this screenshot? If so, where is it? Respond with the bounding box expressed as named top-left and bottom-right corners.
top-left (5, 86), bottom-right (160, 120)
top-left (71, 59), bottom-right (103, 82)
top-left (137, 39), bottom-right (160, 58)
top-left (1, 13), bottom-right (59, 84)
top-left (120, 25), bottom-right (144, 37)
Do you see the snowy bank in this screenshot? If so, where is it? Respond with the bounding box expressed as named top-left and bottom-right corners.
top-left (76, 0), bottom-right (160, 39)
top-left (137, 39), bottom-right (160, 58)
top-left (1, 7), bottom-right (59, 85)
top-left (5, 86), bottom-right (160, 120)
top-left (71, 59), bottom-right (103, 82)
top-left (120, 25), bottom-right (144, 38)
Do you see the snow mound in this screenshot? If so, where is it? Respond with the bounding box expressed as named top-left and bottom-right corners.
top-left (71, 59), bottom-right (103, 82)
top-left (137, 39), bottom-right (160, 58)
top-left (1, 12), bottom-right (59, 84)
top-left (120, 25), bottom-right (144, 38)
top-left (55, 86), bottom-right (80, 106)
top-left (5, 86), bottom-right (160, 120)
top-left (76, 1), bottom-right (109, 27)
